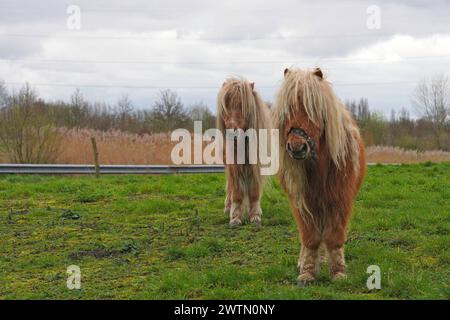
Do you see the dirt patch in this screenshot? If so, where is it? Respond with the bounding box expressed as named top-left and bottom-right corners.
top-left (61, 209), bottom-right (81, 220)
top-left (69, 243), bottom-right (139, 259)
top-left (9, 209), bottom-right (31, 215)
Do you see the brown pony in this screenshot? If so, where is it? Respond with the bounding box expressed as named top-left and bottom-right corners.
top-left (273, 68), bottom-right (366, 284)
top-left (217, 77), bottom-right (272, 227)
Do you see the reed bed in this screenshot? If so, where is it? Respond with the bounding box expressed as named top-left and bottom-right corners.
top-left (57, 129), bottom-right (175, 164)
top-left (366, 145), bottom-right (450, 164)
top-left (1, 129), bottom-right (450, 164)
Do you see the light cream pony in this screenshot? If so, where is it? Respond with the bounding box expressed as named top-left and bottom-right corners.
top-left (217, 77), bottom-right (272, 226)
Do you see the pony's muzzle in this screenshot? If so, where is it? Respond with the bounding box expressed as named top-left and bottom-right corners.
top-left (287, 141), bottom-right (310, 160)
top-left (225, 120), bottom-right (246, 131)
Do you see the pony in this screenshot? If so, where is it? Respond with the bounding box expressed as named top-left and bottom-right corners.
top-left (273, 67), bottom-right (366, 284)
top-left (217, 77), bottom-right (272, 227)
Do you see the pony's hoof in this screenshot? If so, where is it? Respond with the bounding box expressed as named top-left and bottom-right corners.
top-left (250, 216), bottom-right (261, 227)
top-left (332, 272), bottom-right (347, 281)
top-left (229, 218), bottom-right (242, 227)
top-left (297, 273), bottom-right (315, 286)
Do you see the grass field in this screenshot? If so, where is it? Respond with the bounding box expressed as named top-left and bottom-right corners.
top-left (0, 163), bottom-right (449, 299)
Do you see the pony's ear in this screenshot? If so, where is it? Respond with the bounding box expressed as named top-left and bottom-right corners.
top-left (313, 68), bottom-right (323, 80)
top-left (284, 68), bottom-right (289, 77)
top-left (222, 82), bottom-right (226, 87)
top-left (250, 82), bottom-right (255, 90)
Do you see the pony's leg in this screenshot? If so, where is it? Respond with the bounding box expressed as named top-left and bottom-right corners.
top-left (290, 204), bottom-right (321, 284)
top-left (318, 243), bottom-right (328, 264)
top-left (297, 228), bottom-right (321, 284)
top-left (224, 181), bottom-right (232, 214)
top-left (248, 183), bottom-right (262, 226)
top-left (229, 192), bottom-right (244, 227)
top-left (323, 220), bottom-right (348, 281)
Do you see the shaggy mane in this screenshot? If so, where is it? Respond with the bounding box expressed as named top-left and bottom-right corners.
top-left (274, 68), bottom-right (360, 172)
top-left (217, 77), bottom-right (271, 133)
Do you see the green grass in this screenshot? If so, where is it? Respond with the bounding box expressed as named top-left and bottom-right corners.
top-left (0, 163), bottom-right (449, 300)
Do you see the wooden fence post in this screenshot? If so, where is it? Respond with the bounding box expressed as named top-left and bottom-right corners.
top-left (91, 137), bottom-right (100, 178)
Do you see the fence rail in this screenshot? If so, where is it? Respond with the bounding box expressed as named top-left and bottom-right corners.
top-left (0, 163), bottom-right (388, 175)
top-left (0, 164), bottom-right (225, 175)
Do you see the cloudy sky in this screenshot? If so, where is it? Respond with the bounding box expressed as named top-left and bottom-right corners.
top-left (1, 0), bottom-right (450, 116)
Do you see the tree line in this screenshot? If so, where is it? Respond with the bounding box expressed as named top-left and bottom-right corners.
top-left (0, 84), bottom-right (216, 134)
top-left (0, 83), bottom-right (216, 163)
top-left (0, 75), bottom-right (449, 163)
top-left (346, 74), bottom-right (449, 151)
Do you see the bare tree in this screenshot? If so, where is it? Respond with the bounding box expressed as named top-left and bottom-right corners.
top-left (189, 102), bottom-right (216, 130)
top-left (115, 94), bottom-right (134, 131)
top-left (345, 99), bottom-right (358, 118)
top-left (0, 84), bottom-right (63, 163)
top-left (345, 98), bottom-right (369, 121)
top-left (357, 97), bottom-right (370, 121)
top-left (150, 89), bottom-right (189, 132)
top-left (68, 89), bottom-right (90, 128)
top-left (389, 109), bottom-right (396, 123)
top-left (412, 74), bottom-right (450, 149)
top-left (398, 107), bottom-right (410, 123)
top-left (0, 81), bottom-right (8, 108)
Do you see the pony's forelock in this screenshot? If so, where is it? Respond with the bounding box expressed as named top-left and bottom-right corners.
top-left (217, 77), bottom-right (271, 133)
top-left (274, 68), bottom-right (360, 172)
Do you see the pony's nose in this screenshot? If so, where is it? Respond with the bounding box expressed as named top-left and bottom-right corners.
top-left (287, 142), bottom-right (293, 152)
top-left (298, 143), bottom-right (308, 154)
top-left (287, 142), bottom-right (309, 160)
top-left (228, 121), bottom-right (242, 130)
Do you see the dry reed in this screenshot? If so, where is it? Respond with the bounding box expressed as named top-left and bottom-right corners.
top-left (1, 129), bottom-right (450, 164)
top-left (365, 145), bottom-right (450, 164)
top-left (57, 129), bottom-right (175, 165)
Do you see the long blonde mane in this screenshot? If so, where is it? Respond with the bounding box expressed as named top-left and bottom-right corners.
top-left (216, 77), bottom-right (272, 191)
top-left (273, 68), bottom-right (361, 225)
top-left (217, 77), bottom-right (271, 133)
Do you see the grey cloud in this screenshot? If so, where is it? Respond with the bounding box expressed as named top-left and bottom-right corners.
top-left (0, 0), bottom-right (449, 114)
top-left (0, 38), bottom-right (42, 58)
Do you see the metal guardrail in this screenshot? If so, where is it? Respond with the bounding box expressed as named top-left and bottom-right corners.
top-left (0, 164), bottom-right (225, 175)
top-left (0, 163), bottom-right (390, 175)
